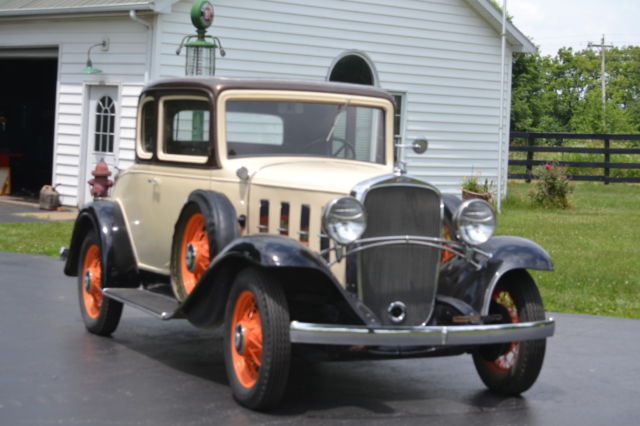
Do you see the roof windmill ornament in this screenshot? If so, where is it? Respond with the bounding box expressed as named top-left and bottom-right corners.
top-left (176, 0), bottom-right (226, 75)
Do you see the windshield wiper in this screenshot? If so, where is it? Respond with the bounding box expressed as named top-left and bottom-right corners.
top-left (324, 99), bottom-right (351, 144)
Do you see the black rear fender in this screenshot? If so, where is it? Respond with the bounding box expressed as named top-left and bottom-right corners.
top-left (180, 235), bottom-right (376, 328)
top-left (64, 200), bottom-right (137, 286)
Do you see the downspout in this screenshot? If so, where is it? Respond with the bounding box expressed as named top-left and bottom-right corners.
top-left (497, 0), bottom-right (507, 213)
top-left (129, 9), bottom-right (153, 82)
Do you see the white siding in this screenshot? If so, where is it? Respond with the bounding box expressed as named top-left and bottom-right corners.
top-left (157, 0), bottom-right (513, 195)
top-left (0, 15), bottom-right (149, 205)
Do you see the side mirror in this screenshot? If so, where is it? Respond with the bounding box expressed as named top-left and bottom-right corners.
top-left (395, 138), bottom-right (428, 155)
top-left (412, 138), bottom-right (428, 154)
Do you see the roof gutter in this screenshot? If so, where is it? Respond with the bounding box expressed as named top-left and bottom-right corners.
top-left (0, 3), bottom-right (154, 17)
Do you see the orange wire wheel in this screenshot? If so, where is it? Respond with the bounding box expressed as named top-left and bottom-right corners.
top-left (472, 272), bottom-right (547, 395)
top-left (485, 285), bottom-right (521, 373)
top-left (223, 268), bottom-right (291, 410)
top-left (77, 232), bottom-right (123, 336)
top-left (171, 195), bottom-right (240, 301)
top-left (230, 290), bottom-right (263, 388)
top-left (179, 212), bottom-right (210, 296)
top-left (81, 244), bottom-right (103, 319)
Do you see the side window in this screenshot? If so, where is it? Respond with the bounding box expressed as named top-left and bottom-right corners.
top-left (95, 96), bottom-right (115, 153)
top-left (158, 97), bottom-right (211, 163)
top-left (137, 97), bottom-right (156, 160)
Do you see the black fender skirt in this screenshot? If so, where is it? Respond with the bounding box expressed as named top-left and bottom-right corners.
top-left (438, 236), bottom-right (553, 315)
top-left (63, 200), bottom-right (138, 286)
top-left (180, 234), bottom-right (378, 329)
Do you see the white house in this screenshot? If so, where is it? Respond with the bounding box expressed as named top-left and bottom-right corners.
top-left (0, 0), bottom-right (534, 206)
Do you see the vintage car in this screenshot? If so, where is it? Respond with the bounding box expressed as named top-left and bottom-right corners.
top-left (63, 77), bottom-right (555, 410)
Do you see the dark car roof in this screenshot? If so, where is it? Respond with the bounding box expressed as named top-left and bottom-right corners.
top-left (142, 77), bottom-right (395, 103)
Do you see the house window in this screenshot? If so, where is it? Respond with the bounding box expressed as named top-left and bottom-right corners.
top-left (389, 92), bottom-right (405, 161)
top-left (391, 93), bottom-right (404, 142)
top-left (94, 96), bottom-right (116, 153)
top-left (327, 51), bottom-right (379, 86)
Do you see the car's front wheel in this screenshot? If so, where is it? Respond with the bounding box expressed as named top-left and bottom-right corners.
top-left (223, 268), bottom-right (291, 410)
top-left (472, 271), bottom-right (547, 395)
top-left (77, 231), bottom-right (123, 336)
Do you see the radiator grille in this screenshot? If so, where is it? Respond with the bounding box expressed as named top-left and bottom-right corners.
top-left (358, 184), bottom-right (441, 325)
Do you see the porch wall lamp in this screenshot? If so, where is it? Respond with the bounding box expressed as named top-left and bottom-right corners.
top-left (81, 39), bottom-right (109, 74)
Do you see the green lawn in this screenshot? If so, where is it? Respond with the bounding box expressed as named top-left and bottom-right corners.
top-left (0, 182), bottom-right (638, 318)
top-left (497, 181), bottom-right (640, 319)
top-left (0, 221), bottom-right (74, 258)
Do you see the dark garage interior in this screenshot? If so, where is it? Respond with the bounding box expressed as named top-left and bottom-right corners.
top-left (0, 57), bottom-right (57, 197)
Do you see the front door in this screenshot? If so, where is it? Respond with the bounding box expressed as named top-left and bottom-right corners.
top-left (82, 86), bottom-right (118, 206)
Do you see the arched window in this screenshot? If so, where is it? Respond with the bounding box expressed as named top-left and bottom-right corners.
top-left (328, 53), bottom-right (376, 86)
top-left (94, 96), bottom-right (115, 153)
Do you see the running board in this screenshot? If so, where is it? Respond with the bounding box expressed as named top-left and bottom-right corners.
top-left (103, 288), bottom-right (182, 320)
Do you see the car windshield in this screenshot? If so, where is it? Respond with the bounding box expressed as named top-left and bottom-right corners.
top-left (225, 100), bottom-right (386, 164)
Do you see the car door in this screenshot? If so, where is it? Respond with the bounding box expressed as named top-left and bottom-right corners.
top-left (119, 93), bottom-right (213, 275)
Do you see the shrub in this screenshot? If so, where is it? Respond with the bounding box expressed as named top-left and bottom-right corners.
top-left (528, 162), bottom-right (573, 209)
top-left (462, 175), bottom-right (493, 194)
top-left (461, 175), bottom-right (494, 202)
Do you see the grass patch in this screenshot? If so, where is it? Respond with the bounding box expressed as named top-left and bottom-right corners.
top-left (0, 221), bottom-right (74, 257)
top-left (498, 181), bottom-right (640, 319)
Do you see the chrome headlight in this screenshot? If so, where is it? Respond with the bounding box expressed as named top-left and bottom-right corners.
top-left (322, 196), bottom-right (367, 245)
top-left (453, 199), bottom-right (496, 246)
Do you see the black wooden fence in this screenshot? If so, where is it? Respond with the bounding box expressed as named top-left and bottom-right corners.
top-left (509, 132), bottom-right (640, 183)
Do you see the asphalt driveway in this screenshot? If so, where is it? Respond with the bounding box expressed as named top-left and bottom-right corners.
top-left (1, 251), bottom-right (639, 425)
top-left (0, 196), bottom-right (76, 222)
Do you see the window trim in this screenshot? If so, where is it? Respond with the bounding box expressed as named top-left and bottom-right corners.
top-left (157, 95), bottom-right (211, 164)
top-left (216, 90), bottom-right (395, 167)
top-left (136, 96), bottom-right (155, 160)
top-left (94, 95), bottom-right (116, 154)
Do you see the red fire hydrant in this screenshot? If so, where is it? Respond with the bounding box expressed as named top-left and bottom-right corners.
top-left (88, 159), bottom-right (113, 198)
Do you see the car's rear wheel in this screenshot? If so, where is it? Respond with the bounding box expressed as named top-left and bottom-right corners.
top-left (223, 268), bottom-right (290, 410)
top-left (472, 271), bottom-right (547, 395)
top-left (77, 231), bottom-right (123, 336)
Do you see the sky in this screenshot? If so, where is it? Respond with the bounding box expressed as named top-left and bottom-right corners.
top-left (505, 0), bottom-right (640, 56)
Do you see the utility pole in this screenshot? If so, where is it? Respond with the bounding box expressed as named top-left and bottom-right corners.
top-left (588, 35), bottom-right (613, 131)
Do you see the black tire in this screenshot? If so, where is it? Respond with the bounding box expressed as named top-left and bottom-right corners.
top-left (77, 231), bottom-right (123, 336)
top-left (223, 268), bottom-right (291, 410)
top-left (171, 192), bottom-right (239, 301)
top-left (472, 271), bottom-right (547, 395)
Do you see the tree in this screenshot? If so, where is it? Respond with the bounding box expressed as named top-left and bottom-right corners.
top-left (511, 46), bottom-right (640, 134)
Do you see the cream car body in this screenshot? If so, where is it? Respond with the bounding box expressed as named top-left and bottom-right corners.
top-left (64, 77), bottom-right (555, 411)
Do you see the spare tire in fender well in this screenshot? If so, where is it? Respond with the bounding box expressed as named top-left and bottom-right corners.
top-left (184, 189), bottom-right (240, 256)
top-left (170, 190), bottom-right (240, 300)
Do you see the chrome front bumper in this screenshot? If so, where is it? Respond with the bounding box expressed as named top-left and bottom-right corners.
top-left (290, 318), bottom-right (555, 347)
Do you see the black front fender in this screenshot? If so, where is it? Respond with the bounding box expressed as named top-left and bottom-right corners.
top-left (438, 236), bottom-right (553, 315)
top-left (64, 200), bottom-right (137, 286)
top-left (181, 234), bottom-right (378, 328)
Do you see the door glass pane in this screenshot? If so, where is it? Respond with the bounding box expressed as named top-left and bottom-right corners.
top-left (94, 96), bottom-right (115, 153)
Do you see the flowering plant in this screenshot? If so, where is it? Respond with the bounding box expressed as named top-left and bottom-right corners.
top-left (461, 175), bottom-right (493, 201)
top-left (528, 162), bottom-right (573, 209)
